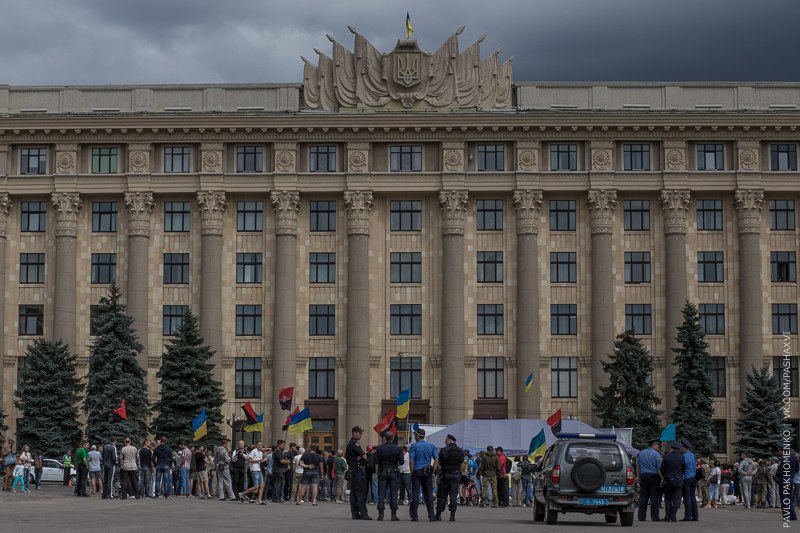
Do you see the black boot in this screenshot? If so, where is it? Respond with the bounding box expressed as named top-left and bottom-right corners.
top-left (391, 510), bottom-right (399, 521)
top-left (450, 511), bottom-right (456, 522)
top-left (377, 510), bottom-right (384, 521)
top-left (434, 511), bottom-right (442, 521)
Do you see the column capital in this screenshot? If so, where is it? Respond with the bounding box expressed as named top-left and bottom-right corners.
top-left (124, 192), bottom-right (155, 237)
top-left (0, 192), bottom-right (11, 238)
top-left (344, 190), bottom-right (374, 236)
top-left (51, 192), bottom-right (82, 237)
top-left (270, 190), bottom-right (300, 236)
top-left (659, 189), bottom-right (692, 234)
top-left (439, 190), bottom-right (469, 236)
top-left (587, 189), bottom-right (617, 235)
top-left (513, 189), bottom-right (543, 235)
top-left (734, 189), bottom-right (765, 234)
top-left (197, 191), bottom-right (228, 236)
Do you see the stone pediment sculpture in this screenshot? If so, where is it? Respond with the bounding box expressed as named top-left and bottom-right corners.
top-left (302, 26), bottom-right (513, 111)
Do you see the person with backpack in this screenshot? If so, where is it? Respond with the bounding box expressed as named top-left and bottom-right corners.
top-left (708, 460), bottom-right (721, 508)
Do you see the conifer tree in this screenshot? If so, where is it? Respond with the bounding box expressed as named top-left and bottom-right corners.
top-left (14, 339), bottom-right (83, 456)
top-left (84, 285), bottom-right (149, 443)
top-left (592, 330), bottom-right (662, 449)
top-left (735, 364), bottom-right (785, 457)
top-left (672, 302), bottom-right (715, 457)
top-left (150, 309), bottom-right (225, 445)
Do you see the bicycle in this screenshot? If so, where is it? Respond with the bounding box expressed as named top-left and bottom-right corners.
top-left (459, 478), bottom-right (479, 507)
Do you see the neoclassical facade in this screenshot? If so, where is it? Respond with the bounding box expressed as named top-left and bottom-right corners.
top-left (1, 31), bottom-right (799, 455)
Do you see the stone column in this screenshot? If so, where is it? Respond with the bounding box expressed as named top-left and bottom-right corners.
top-left (439, 190), bottom-right (469, 425)
top-left (344, 191), bottom-right (374, 436)
top-left (124, 192), bottom-right (154, 368)
top-left (587, 190), bottom-right (617, 416)
top-left (51, 193), bottom-right (82, 354)
top-left (660, 189), bottom-right (691, 415)
top-left (513, 190), bottom-right (543, 418)
top-left (197, 191), bottom-right (227, 381)
top-left (735, 190), bottom-right (765, 390)
top-left (270, 191), bottom-right (300, 444)
top-left (0, 194), bottom-right (10, 413)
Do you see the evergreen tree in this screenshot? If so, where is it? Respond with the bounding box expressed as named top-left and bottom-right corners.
top-left (672, 302), bottom-right (715, 457)
top-left (150, 309), bottom-right (225, 446)
top-left (14, 339), bottom-right (83, 457)
top-left (84, 285), bottom-right (149, 443)
top-left (592, 330), bottom-right (662, 449)
top-left (735, 364), bottom-right (785, 458)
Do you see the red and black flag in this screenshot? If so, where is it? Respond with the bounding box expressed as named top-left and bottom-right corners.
top-left (373, 409), bottom-right (397, 436)
top-left (282, 407), bottom-right (300, 432)
top-left (113, 399), bottom-right (127, 420)
top-left (547, 408), bottom-right (562, 435)
top-left (241, 402), bottom-right (259, 425)
top-left (278, 387), bottom-right (294, 411)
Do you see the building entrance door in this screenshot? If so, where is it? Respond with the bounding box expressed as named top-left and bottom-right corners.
top-left (306, 431), bottom-right (335, 453)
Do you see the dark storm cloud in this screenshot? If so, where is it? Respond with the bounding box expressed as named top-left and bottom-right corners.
top-left (0, 0), bottom-right (797, 86)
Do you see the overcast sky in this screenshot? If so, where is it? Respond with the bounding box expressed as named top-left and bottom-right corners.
top-left (1, 0), bottom-right (798, 86)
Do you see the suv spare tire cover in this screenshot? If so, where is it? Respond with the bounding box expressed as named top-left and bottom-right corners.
top-left (571, 457), bottom-right (606, 492)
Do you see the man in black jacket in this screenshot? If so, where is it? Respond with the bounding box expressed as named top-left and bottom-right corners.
top-left (375, 431), bottom-right (404, 521)
top-left (660, 441), bottom-right (685, 522)
top-left (435, 434), bottom-right (465, 522)
top-left (230, 440), bottom-right (247, 498)
top-left (101, 437), bottom-right (118, 499)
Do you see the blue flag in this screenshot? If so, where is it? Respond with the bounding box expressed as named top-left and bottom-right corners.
top-left (660, 423), bottom-right (676, 442)
top-left (192, 408), bottom-right (207, 441)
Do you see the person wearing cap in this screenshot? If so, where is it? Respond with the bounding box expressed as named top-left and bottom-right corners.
top-left (375, 430), bottom-right (404, 521)
top-left (636, 437), bottom-right (663, 522)
top-left (408, 427), bottom-right (437, 521)
top-left (435, 434), bottom-right (464, 522)
top-left (660, 441), bottom-right (685, 522)
top-left (679, 437), bottom-right (698, 521)
top-left (345, 426), bottom-right (371, 520)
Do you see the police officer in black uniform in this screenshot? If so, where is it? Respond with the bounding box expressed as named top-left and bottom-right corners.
top-left (660, 440), bottom-right (686, 522)
top-left (375, 430), bottom-right (404, 521)
top-left (435, 434), bottom-right (465, 522)
top-left (346, 425), bottom-right (371, 520)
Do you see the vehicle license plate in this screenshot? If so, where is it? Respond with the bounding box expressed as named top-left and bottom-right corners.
top-left (577, 498), bottom-right (608, 506)
top-left (600, 485), bottom-right (625, 493)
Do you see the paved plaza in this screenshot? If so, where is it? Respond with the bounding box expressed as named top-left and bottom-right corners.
top-left (0, 485), bottom-right (786, 532)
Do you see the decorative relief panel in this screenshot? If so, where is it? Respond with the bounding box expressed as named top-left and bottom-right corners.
top-left (517, 149), bottom-right (538, 171)
top-left (56, 152), bottom-right (76, 174)
top-left (128, 144), bottom-right (151, 174)
top-left (202, 148), bottom-right (223, 173)
top-left (738, 148), bottom-right (758, 171)
top-left (275, 150), bottom-right (296, 173)
top-left (591, 149), bottom-right (611, 170)
top-left (665, 149), bottom-right (685, 171)
top-left (347, 142), bottom-right (369, 173)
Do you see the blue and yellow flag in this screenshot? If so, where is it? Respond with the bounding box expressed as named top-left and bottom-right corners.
top-left (396, 388), bottom-right (411, 419)
top-left (528, 429), bottom-right (547, 462)
top-left (244, 412), bottom-right (264, 433)
top-left (405, 12), bottom-right (413, 39)
top-left (287, 407), bottom-right (313, 434)
top-left (192, 408), bottom-right (208, 441)
top-left (524, 372), bottom-right (534, 393)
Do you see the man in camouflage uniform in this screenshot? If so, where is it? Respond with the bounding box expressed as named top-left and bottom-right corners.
top-left (698, 458), bottom-right (711, 507)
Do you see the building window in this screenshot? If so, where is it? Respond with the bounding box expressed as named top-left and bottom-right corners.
top-left (772, 251), bottom-right (797, 283)
top-left (309, 304), bottom-right (335, 336)
top-left (236, 201), bottom-right (263, 232)
top-left (390, 200), bottom-right (422, 231)
top-left (771, 144), bottom-right (798, 171)
top-left (551, 356), bottom-right (578, 398)
top-left (390, 356), bottom-right (422, 399)
top-left (236, 253), bottom-right (263, 284)
top-left (19, 253), bottom-right (45, 284)
top-left (696, 199), bottom-right (723, 230)
top-left (774, 356), bottom-right (799, 397)
top-left (309, 200), bottom-right (336, 232)
top-left (773, 303), bottom-right (798, 334)
top-left (20, 201), bottom-right (47, 232)
top-left (551, 304), bottom-right (577, 335)
top-left (310, 252), bottom-right (336, 284)
top-left (624, 252), bottom-right (651, 284)
top-left (699, 303), bottom-right (725, 335)
top-left (309, 357), bottom-right (335, 399)
top-left (91, 147), bottom-right (118, 174)
top-left (236, 305), bottom-right (262, 336)
top-left (697, 143), bottom-right (724, 171)
top-left (235, 357), bottom-right (262, 399)
top-left (90, 305), bottom-right (100, 336)
top-left (625, 304), bottom-right (652, 335)
top-left (390, 304), bottom-right (422, 335)
top-left (623, 200), bottom-right (650, 231)
top-left (91, 253), bottom-right (117, 284)
top-left (550, 252), bottom-right (577, 283)
top-left (710, 357), bottom-right (726, 397)
top-left (698, 251), bottom-right (724, 282)
top-left (236, 146), bottom-right (263, 173)
top-left (549, 200), bottom-right (576, 231)
top-left (478, 356), bottom-right (504, 399)
top-left (18, 305), bottom-right (44, 336)
top-left (710, 420), bottom-right (727, 453)
top-left (623, 144), bottom-right (650, 171)
top-left (550, 144), bottom-right (578, 171)
top-left (390, 145), bottom-right (422, 172)
top-left (92, 202), bottom-right (117, 232)
top-left (477, 145), bottom-right (504, 171)
top-left (390, 252), bottom-right (421, 283)
top-left (477, 251), bottom-right (503, 283)
top-left (476, 199), bottom-right (504, 230)
top-left (310, 146), bottom-right (336, 172)
top-left (164, 201), bottom-right (191, 232)
top-left (770, 199), bottom-right (796, 230)
top-left (20, 147), bottom-right (47, 174)
top-left (162, 305), bottom-right (187, 336)
top-left (478, 304), bottom-right (504, 335)
top-left (163, 253), bottom-right (190, 284)
top-left (164, 146), bottom-right (191, 173)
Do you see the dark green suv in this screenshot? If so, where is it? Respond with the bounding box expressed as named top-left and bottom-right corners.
top-left (533, 433), bottom-right (635, 526)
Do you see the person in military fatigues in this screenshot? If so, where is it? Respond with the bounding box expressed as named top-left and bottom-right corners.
top-left (435, 434), bottom-right (465, 522)
top-left (345, 426), bottom-right (371, 520)
top-left (375, 431), bottom-right (404, 521)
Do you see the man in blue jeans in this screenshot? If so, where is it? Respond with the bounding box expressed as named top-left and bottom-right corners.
top-left (681, 438), bottom-right (698, 521)
top-left (272, 440), bottom-right (290, 502)
top-left (408, 428), bottom-right (438, 521)
top-left (153, 438), bottom-right (174, 498)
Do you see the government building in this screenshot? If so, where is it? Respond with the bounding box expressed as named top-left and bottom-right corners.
top-left (0, 28), bottom-right (798, 456)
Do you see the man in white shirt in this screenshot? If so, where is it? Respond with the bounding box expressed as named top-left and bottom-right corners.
top-left (292, 448), bottom-right (305, 502)
top-left (119, 438), bottom-right (139, 499)
top-left (398, 447), bottom-right (412, 505)
top-left (239, 442), bottom-right (265, 505)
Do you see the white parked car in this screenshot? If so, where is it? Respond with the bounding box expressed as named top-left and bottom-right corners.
top-left (29, 458), bottom-right (76, 485)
